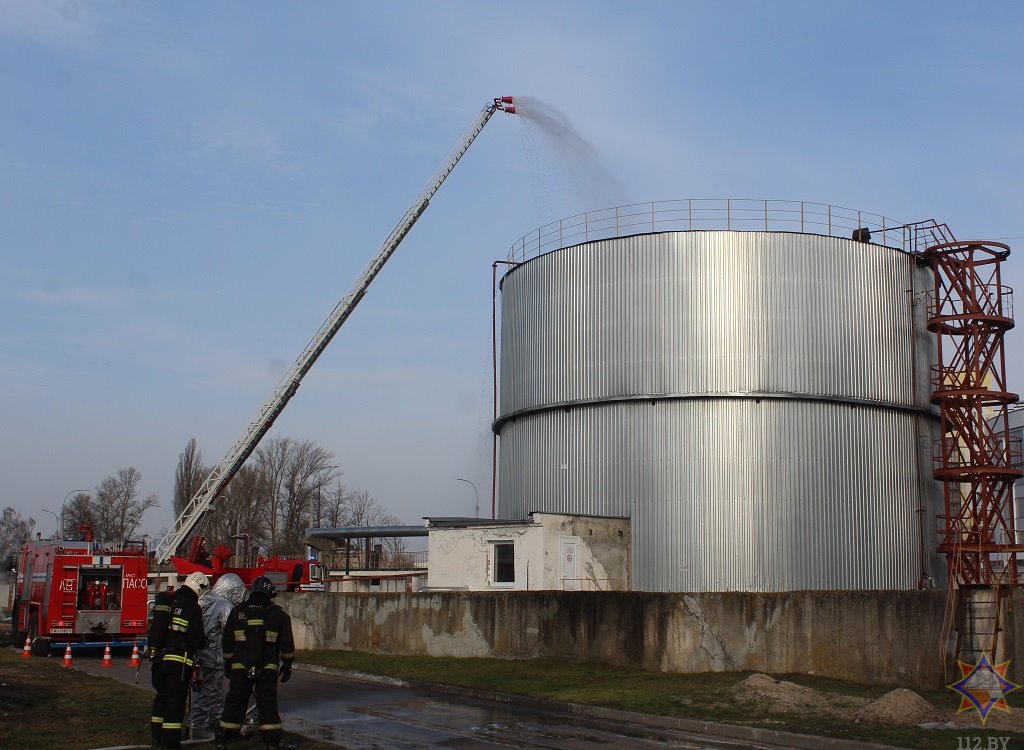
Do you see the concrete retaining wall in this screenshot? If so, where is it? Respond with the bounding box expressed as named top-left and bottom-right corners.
top-left (282, 589), bottom-right (1024, 689)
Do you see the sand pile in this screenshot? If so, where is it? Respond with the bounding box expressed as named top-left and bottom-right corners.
top-left (733, 673), bottom-right (831, 714)
top-left (853, 688), bottom-right (946, 725)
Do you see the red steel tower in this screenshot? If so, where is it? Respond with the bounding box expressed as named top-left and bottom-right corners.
top-left (922, 239), bottom-right (1022, 587)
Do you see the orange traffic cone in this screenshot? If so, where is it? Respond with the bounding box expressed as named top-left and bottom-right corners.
top-left (100, 643), bottom-right (113, 667)
top-left (19, 635), bottom-right (31, 658)
top-left (128, 642), bottom-right (141, 667)
top-left (62, 644), bottom-right (73, 668)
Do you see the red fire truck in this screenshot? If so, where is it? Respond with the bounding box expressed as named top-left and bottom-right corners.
top-left (13, 526), bottom-right (149, 654)
top-left (169, 536), bottom-right (327, 592)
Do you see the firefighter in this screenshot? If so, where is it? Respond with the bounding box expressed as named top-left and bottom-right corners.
top-left (188, 573), bottom-right (246, 740)
top-left (147, 584), bottom-right (175, 747)
top-left (216, 576), bottom-right (295, 750)
top-left (155, 571), bottom-right (208, 749)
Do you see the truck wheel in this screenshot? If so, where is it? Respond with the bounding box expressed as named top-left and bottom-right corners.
top-left (30, 636), bottom-right (51, 657)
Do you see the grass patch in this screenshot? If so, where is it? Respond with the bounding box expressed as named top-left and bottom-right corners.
top-left (1, 645), bottom-right (156, 749)
top-left (299, 650), bottom-right (1024, 750)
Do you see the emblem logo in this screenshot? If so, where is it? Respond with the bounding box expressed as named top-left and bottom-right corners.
top-left (947, 653), bottom-right (1020, 725)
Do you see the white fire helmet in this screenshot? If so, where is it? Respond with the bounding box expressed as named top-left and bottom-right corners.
top-left (183, 571), bottom-right (210, 596)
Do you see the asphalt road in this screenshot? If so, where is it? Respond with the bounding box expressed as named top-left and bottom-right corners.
top-left (66, 652), bottom-right (876, 750)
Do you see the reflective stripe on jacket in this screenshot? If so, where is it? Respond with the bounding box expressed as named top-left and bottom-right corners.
top-left (222, 592), bottom-right (295, 672)
top-left (160, 586), bottom-right (205, 666)
top-left (148, 590), bottom-right (175, 654)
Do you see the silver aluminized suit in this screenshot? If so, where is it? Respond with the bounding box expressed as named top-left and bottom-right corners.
top-left (188, 573), bottom-right (246, 737)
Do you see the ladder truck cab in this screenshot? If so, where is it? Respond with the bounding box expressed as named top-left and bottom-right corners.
top-left (171, 536), bottom-right (328, 592)
top-left (13, 525), bottom-right (150, 655)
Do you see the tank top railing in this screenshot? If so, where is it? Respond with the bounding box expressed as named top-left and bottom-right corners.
top-left (507, 199), bottom-right (929, 263)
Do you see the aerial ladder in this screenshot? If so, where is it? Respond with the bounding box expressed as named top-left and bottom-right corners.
top-left (153, 96), bottom-right (517, 565)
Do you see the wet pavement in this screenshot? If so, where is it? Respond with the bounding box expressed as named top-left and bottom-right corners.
top-left (277, 668), bottom-right (765, 749)
top-left (67, 653), bottom-right (886, 750)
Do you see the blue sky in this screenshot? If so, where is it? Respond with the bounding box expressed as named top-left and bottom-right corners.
top-left (2, 1), bottom-right (1023, 537)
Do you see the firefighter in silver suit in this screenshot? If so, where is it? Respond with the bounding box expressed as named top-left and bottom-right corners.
top-left (188, 573), bottom-right (246, 740)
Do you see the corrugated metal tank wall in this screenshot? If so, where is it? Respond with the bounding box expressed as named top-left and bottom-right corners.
top-left (495, 230), bottom-right (945, 592)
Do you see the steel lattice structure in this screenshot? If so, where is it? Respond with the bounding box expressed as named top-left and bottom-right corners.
top-left (923, 239), bottom-right (1023, 586)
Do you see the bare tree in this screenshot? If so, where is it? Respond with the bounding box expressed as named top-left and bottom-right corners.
top-left (378, 513), bottom-right (409, 562)
top-left (344, 488), bottom-right (380, 527)
top-left (176, 437), bottom-right (335, 558)
top-left (62, 492), bottom-right (95, 538)
top-left (93, 467), bottom-right (159, 541)
top-left (174, 438), bottom-right (208, 517)
top-left (279, 441), bottom-right (336, 552)
top-left (320, 479), bottom-right (350, 528)
top-left (254, 437), bottom-right (292, 552)
top-left (175, 434), bottom-right (408, 563)
top-left (321, 488), bottom-right (408, 567)
top-left (0, 507), bottom-right (35, 565)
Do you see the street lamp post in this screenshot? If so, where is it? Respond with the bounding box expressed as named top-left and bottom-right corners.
top-left (41, 509), bottom-right (59, 539)
top-left (456, 478), bottom-right (480, 518)
top-left (306, 465), bottom-right (338, 563)
top-left (60, 489), bottom-right (87, 540)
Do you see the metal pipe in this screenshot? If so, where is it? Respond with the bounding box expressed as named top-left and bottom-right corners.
top-left (493, 260), bottom-right (498, 521)
top-left (493, 261), bottom-right (499, 521)
top-left (309, 525), bottom-right (428, 539)
top-left (492, 259), bottom-right (516, 520)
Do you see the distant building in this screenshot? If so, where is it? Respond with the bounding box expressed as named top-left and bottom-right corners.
top-left (423, 513), bottom-right (630, 592)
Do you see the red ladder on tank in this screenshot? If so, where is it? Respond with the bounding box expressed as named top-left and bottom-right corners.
top-left (918, 234), bottom-right (1022, 587)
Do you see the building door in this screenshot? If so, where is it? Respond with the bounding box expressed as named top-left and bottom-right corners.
top-left (560, 538), bottom-right (578, 590)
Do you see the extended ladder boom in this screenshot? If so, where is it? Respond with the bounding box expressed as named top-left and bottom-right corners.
top-left (154, 96), bottom-right (516, 564)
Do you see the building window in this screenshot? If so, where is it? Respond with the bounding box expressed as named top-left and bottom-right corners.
top-left (491, 541), bottom-right (515, 585)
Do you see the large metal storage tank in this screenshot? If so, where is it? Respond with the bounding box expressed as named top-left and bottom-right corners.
top-left (495, 215), bottom-right (946, 593)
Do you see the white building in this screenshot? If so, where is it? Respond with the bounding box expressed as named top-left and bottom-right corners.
top-left (424, 512), bottom-right (630, 592)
